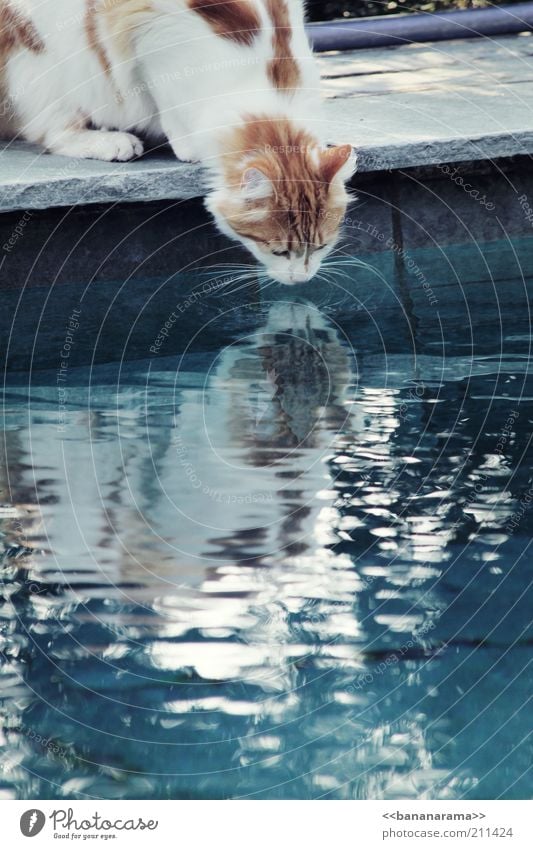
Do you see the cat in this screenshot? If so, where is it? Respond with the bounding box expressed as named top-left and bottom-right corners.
top-left (0, 1), bottom-right (355, 284)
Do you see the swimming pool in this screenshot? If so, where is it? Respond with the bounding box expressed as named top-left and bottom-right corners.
top-left (1, 166), bottom-right (532, 800)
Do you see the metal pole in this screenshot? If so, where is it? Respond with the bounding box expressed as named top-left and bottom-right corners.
top-left (306, 2), bottom-right (533, 51)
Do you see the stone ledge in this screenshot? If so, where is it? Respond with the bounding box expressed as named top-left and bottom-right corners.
top-left (0, 142), bottom-right (204, 214)
top-left (2, 34), bottom-right (533, 214)
top-left (3, 129), bottom-right (532, 215)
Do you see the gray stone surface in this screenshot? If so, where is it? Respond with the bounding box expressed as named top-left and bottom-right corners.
top-left (1, 34), bottom-right (533, 213)
top-left (0, 142), bottom-right (203, 213)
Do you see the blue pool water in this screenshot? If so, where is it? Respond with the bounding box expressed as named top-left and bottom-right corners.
top-left (1, 249), bottom-right (532, 800)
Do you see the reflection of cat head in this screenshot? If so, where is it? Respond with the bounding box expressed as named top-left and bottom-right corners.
top-left (207, 119), bottom-right (355, 285)
top-left (218, 305), bottom-right (354, 461)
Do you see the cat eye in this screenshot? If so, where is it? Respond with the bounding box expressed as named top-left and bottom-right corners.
top-left (272, 249), bottom-right (290, 259)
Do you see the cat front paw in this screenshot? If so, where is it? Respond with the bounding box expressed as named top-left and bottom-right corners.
top-left (48, 130), bottom-right (144, 162)
top-left (93, 131), bottom-right (144, 162)
top-left (169, 140), bottom-right (200, 163)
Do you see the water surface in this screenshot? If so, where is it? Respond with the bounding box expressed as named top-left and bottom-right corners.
top-left (1, 257), bottom-right (532, 800)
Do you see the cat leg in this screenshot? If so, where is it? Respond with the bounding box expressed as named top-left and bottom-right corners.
top-left (44, 127), bottom-right (144, 162)
top-left (168, 132), bottom-right (201, 163)
top-left (170, 142), bottom-right (199, 164)
top-left (134, 48), bottom-right (201, 162)
top-left (155, 112), bottom-right (201, 162)
top-left (163, 128), bottom-right (200, 163)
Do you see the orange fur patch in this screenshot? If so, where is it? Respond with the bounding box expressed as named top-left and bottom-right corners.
top-left (265, 0), bottom-right (300, 91)
top-left (219, 117), bottom-right (348, 251)
top-left (100, 0), bottom-right (153, 59)
top-left (0, 1), bottom-right (44, 55)
top-left (86, 0), bottom-right (112, 77)
top-left (188, 0), bottom-right (260, 47)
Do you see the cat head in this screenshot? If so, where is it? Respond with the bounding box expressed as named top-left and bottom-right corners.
top-left (206, 120), bottom-right (355, 285)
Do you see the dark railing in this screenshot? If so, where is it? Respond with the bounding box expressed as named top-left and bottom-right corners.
top-left (307, 1), bottom-right (533, 51)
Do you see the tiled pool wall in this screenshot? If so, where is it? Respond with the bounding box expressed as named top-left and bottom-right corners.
top-left (0, 157), bottom-right (532, 373)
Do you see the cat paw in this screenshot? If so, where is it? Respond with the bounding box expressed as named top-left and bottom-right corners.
top-left (87, 131), bottom-right (144, 162)
top-left (170, 141), bottom-right (200, 163)
top-left (49, 130), bottom-right (144, 162)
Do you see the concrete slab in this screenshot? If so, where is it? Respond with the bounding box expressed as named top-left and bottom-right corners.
top-left (1, 34), bottom-right (533, 213)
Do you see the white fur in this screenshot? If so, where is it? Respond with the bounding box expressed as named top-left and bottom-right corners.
top-left (2, 0), bottom-right (319, 160)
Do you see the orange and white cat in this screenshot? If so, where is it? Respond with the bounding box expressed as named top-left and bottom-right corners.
top-left (0, 0), bottom-right (355, 283)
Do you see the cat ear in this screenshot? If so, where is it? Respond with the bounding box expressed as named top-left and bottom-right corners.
top-left (241, 167), bottom-right (273, 200)
top-left (321, 145), bottom-right (356, 184)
